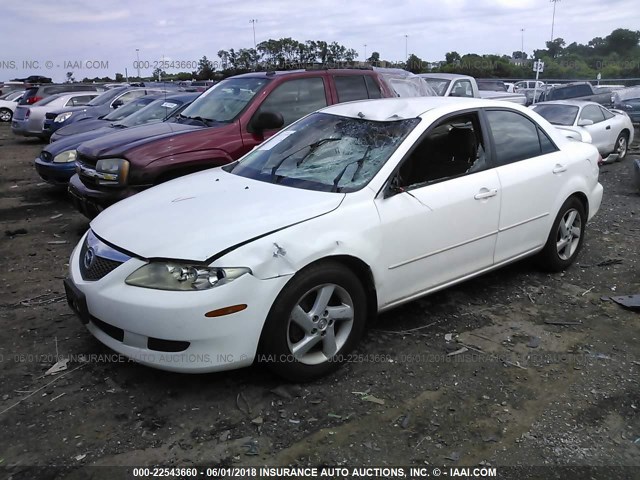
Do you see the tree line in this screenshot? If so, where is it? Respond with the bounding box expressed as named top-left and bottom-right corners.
top-left (78, 27), bottom-right (640, 83)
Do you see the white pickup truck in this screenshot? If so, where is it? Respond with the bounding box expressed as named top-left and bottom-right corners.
top-left (418, 73), bottom-right (527, 105)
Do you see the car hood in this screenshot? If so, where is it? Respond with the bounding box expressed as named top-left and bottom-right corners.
top-left (76, 122), bottom-right (202, 159)
top-left (90, 169), bottom-right (344, 262)
top-left (53, 118), bottom-right (109, 138)
top-left (43, 127), bottom-right (116, 155)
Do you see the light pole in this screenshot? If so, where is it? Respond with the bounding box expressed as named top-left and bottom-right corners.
top-left (135, 48), bottom-right (140, 79)
top-left (249, 19), bottom-right (258, 50)
top-left (364, 44), bottom-right (367, 61)
top-left (550, 0), bottom-right (560, 42)
top-left (404, 34), bottom-right (408, 62)
top-left (521, 28), bottom-right (525, 59)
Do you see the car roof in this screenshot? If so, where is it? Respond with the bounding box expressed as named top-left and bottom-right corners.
top-left (161, 92), bottom-right (200, 101)
top-left (319, 96), bottom-right (530, 121)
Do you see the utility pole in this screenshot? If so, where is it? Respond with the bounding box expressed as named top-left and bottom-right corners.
top-left (135, 48), bottom-right (140, 79)
top-left (249, 19), bottom-right (258, 50)
top-left (550, 0), bottom-right (560, 42)
top-left (364, 44), bottom-right (367, 61)
top-left (521, 28), bottom-right (525, 59)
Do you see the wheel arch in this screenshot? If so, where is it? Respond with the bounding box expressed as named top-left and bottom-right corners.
top-left (569, 191), bottom-right (589, 220)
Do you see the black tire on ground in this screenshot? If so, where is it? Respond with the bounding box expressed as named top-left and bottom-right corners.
top-left (614, 131), bottom-right (629, 161)
top-left (258, 261), bottom-right (367, 382)
top-left (537, 196), bottom-right (586, 272)
top-left (0, 108), bottom-right (12, 122)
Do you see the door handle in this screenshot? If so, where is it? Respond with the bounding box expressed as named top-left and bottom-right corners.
top-left (474, 188), bottom-right (498, 200)
top-left (552, 164), bottom-right (567, 174)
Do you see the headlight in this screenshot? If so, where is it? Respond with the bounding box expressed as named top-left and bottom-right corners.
top-left (53, 149), bottom-right (77, 163)
top-left (125, 263), bottom-right (251, 291)
top-left (54, 112), bottom-right (73, 123)
top-left (95, 158), bottom-right (130, 185)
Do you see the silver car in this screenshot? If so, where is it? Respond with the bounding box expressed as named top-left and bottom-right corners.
top-left (531, 100), bottom-right (634, 163)
top-left (11, 92), bottom-right (99, 138)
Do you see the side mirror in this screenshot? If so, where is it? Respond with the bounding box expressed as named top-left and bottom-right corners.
top-left (577, 118), bottom-right (594, 127)
top-left (251, 111), bottom-right (284, 132)
top-left (112, 99), bottom-right (124, 109)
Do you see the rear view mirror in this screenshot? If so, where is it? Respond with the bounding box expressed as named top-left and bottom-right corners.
top-left (251, 111), bottom-right (284, 132)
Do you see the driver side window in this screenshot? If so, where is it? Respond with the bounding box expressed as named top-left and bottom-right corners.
top-left (396, 112), bottom-right (486, 189)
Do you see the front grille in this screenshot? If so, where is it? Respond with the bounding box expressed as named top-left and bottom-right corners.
top-left (78, 231), bottom-right (130, 281)
top-left (77, 152), bottom-right (97, 167)
top-left (79, 240), bottom-right (123, 280)
top-left (45, 112), bottom-right (57, 120)
top-left (41, 151), bottom-right (53, 162)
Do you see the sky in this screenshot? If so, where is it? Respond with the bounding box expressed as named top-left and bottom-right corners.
top-left (3, 0), bottom-right (640, 82)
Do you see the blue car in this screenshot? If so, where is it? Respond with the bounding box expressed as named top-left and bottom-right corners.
top-left (49, 94), bottom-right (159, 141)
top-left (35, 93), bottom-right (197, 186)
top-left (42, 86), bottom-right (172, 136)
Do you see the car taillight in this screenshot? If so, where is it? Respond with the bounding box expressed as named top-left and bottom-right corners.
top-left (27, 96), bottom-right (42, 104)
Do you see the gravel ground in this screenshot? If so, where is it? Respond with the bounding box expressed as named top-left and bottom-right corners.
top-left (0, 122), bottom-right (638, 479)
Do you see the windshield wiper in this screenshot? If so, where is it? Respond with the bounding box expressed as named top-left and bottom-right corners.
top-left (331, 146), bottom-right (371, 193)
top-left (269, 137), bottom-right (341, 182)
top-left (111, 123), bottom-right (127, 129)
top-left (177, 114), bottom-right (213, 126)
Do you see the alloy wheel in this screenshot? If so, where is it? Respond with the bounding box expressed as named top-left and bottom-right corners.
top-left (556, 208), bottom-right (582, 260)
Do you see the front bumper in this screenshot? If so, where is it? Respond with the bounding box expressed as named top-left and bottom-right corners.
top-left (65, 233), bottom-right (290, 373)
top-left (34, 156), bottom-right (76, 186)
top-left (68, 174), bottom-right (138, 218)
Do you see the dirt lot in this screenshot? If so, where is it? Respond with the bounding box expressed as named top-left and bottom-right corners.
top-left (0, 122), bottom-right (639, 479)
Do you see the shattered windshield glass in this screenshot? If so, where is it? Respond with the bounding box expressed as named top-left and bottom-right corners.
top-left (227, 112), bottom-right (420, 192)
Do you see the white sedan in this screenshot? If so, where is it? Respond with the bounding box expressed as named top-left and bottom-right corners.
top-left (531, 100), bottom-right (634, 163)
top-left (64, 97), bottom-right (603, 381)
top-left (0, 90), bottom-right (24, 122)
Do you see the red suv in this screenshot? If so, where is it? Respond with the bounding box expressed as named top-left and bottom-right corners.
top-left (68, 69), bottom-right (394, 217)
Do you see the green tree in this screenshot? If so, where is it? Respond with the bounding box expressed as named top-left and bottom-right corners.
top-left (66, 72), bottom-right (75, 83)
top-left (367, 51), bottom-right (380, 64)
top-left (406, 54), bottom-right (425, 73)
top-left (445, 51), bottom-right (461, 64)
top-left (197, 56), bottom-right (215, 80)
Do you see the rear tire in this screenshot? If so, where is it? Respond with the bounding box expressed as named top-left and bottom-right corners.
top-left (614, 132), bottom-right (629, 161)
top-left (537, 197), bottom-right (586, 272)
top-left (0, 108), bottom-right (12, 122)
top-left (259, 261), bottom-right (367, 382)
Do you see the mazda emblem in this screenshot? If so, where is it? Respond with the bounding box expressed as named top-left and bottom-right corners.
top-left (84, 247), bottom-right (96, 269)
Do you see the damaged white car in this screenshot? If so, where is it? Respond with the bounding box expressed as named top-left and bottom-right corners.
top-left (64, 97), bottom-right (603, 381)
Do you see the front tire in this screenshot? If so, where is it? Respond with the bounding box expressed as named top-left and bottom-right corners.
top-left (0, 108), bottom-right (12, 122)
top-left (538, 197), bottom-right (586, 272)
top-left (259, 262), bottom-right (367, 381)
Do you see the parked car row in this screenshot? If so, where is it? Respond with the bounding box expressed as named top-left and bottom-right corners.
top-left (36, 93), bottom-right (199, 185)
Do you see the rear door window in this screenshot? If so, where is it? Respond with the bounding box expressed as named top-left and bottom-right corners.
top-left (335, 75), bottom-right (369, 102)
top-left (257, 77), bottom-right (328, 127)
top-left (486, 110), bottom-right (557, 165)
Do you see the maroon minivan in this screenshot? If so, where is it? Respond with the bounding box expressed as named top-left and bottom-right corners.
top-left (68, 69), bottom-right (395, 218)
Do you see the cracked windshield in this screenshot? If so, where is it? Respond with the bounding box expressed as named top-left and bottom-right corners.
top-left (228, 112), bottom-right (420, 192)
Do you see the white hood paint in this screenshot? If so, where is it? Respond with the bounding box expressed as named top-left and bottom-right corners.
top-left (90, 169), bottom-right (344, 262)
